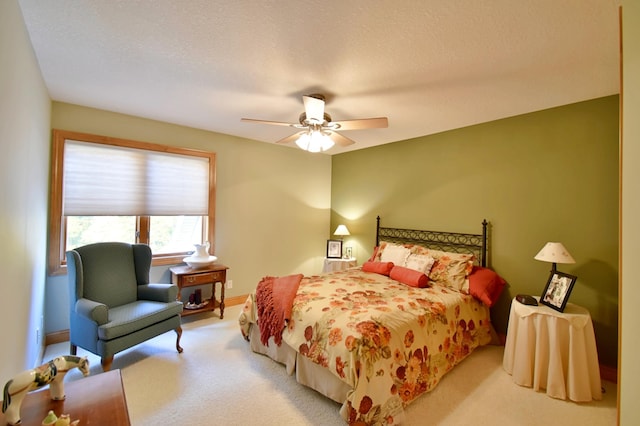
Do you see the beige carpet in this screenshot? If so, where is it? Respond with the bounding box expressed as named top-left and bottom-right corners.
top-left (45, 305), bottom-right (617, 425)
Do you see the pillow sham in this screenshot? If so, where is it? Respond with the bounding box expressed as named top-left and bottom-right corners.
top-left (390, 265), bottom-right (430, 288)
top-left (379, 243), bottom-right (411, 266)
top-left (362, 261), bottom-right (394, 276)
top-left (404, 253), bottom-right (436, 274)
top-left (370, 241), bottom-right (387, 262)
top-left (373, 241), bottom-right (414, 261)
top-left (468, 266), bottom-right (507, 307)
top-left (420, 249), bottom-right (475, 292)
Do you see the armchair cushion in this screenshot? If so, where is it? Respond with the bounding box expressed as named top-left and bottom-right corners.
top-left (98, 300), bottom-right (183, 341)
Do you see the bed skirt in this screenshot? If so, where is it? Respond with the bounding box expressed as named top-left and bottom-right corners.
top-left (249, 324), bottom-right (351, 403)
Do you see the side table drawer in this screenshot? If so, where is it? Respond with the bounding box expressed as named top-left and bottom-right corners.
top-left (183, 271), bottom-right (224, 285)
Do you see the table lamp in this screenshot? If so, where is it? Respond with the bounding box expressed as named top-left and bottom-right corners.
top-left (534, 242), bottom-right (575, 272)
top-left (333, 224), bottom-right (350, 240)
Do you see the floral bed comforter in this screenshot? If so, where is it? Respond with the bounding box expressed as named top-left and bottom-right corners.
top-left (243, 268), bottom-right (493, 425)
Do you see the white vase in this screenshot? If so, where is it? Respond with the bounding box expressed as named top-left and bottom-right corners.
top-left (193, 242), bottom-right (210, 259)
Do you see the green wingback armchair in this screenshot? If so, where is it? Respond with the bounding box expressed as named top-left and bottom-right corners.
top-left (67, 242), bottom-right (184, 371)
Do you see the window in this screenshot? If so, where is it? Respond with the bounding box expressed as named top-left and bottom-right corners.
top-left (48, 129), bottom-right (216, 275)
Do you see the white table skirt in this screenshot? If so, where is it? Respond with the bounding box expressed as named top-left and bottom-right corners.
top-left (502, 297), bottom-right (602, 401)
top-left (322, 257), bottom-right (357, 273)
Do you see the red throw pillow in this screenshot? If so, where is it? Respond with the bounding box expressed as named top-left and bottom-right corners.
top-left (362, 261), bottom-right (394, 276)
top-left (390, 265), bottom-right (429, 288)
top-left (469, 266), bottom-right (507, 307)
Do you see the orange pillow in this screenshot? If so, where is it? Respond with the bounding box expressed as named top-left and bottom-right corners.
top-left (390, 265), bottom-right (429, 288)
top-left (362, 261), bottom-right (394, 276)
top-left (469, 266), bottom-right (507, 307)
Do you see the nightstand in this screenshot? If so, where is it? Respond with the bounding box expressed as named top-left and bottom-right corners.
top-left (502, 296), bottom-right (602, 401)
top-left (170, 264), bottom-right (228, 319)
top-left (322, 257), bottom-right (357, 273)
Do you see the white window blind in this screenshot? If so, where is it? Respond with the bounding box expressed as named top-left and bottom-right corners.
top-left (63, 140), bottom-right (209, 216)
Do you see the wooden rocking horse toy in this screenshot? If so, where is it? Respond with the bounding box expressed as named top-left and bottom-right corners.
top-left (2, 355), bottom-right (89, 425)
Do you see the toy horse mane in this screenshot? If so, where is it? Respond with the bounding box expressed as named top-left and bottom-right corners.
top-left (55, 355), bottom-right (89, 374)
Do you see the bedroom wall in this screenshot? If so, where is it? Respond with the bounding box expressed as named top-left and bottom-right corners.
top-left (620, 2), bottom-right (639, 424)
top-left (0, 0), bottom-right (52, 386)
top-left (44, 102), bottom-right (332, 333)
top-left (331, 95), bottom-right (619, 368)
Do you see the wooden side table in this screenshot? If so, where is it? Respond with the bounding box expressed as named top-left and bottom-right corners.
top-left (322, 257), bottom-right (357, 273)
top-left (170, 264), bottom-right (228, 319)
top-left (0, 369), bottom-right (130, 426)
top-left (502, 296), bottom-right (602, 401)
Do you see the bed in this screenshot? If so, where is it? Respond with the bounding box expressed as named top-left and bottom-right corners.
top-left (239, 217), bottom-right (506, 425)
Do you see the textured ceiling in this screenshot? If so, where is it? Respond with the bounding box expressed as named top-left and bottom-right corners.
top-left (18, 0), bottom-right (620, 154)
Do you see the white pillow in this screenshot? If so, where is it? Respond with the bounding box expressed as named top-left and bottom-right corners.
top-left (405, 254), bottom-right (436, 274)
top-left (379, 243), bottom-right (411, 266)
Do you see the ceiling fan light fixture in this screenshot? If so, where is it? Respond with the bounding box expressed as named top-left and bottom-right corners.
top-left (295, 132), bottom-right (311, 150)
top-left (242, 94), bottom-right (387, 151)
top-left (318, 132), bottom-right (335, 152)
top-left (295, 130), bottom-right (334, 153)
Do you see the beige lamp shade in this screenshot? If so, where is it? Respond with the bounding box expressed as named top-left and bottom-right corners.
top-left (333, 224), bottom-right (350, 237)
top-left (534, 242), bottom-right (575, 268)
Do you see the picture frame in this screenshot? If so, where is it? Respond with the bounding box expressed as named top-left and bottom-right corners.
top-left (326, 239), bottom-right (343, 259)
top-left (345, 246), bottom-right (353, 259)
top-left (540, 271), bottom-right (577, 312)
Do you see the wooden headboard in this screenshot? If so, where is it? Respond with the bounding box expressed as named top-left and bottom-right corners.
top-left (375, 216), bottom-right (488, 267)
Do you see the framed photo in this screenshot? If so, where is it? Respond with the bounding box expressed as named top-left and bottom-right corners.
top-left (326, 239), bottom-right (343, 259)
top-left (540, 271), bottom-right (577, 312)
top-left (345, 246), bottom-right (353, 259)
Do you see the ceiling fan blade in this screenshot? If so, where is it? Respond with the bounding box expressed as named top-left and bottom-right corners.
top-left (303, 95), bottom-right (325, 123)
top-left (241, 118), bottom-right (294, 127)
top-left (275, 131), bottom-right (306, 145)
top-left (331, 117), bottom-right (388, 130)
top-left (327, 131), bottom-right (355, 147)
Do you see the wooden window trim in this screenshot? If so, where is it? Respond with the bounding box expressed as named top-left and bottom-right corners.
top-left (48, 129), bottom-right (216, 275)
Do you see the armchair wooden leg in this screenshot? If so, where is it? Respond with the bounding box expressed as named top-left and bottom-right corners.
top-left (70, 344), bottom-right (77, 355)
top-left (101, 356), bottom-right (113, 372)
top-left (175, 326), bottom-right (183, 353)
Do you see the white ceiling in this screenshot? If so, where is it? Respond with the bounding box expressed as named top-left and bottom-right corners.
top-left (18, 0), bottom-right (620, 155)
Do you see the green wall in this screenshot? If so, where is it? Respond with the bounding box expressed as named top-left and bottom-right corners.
top-left (331, 96), bottom-right (619, 367)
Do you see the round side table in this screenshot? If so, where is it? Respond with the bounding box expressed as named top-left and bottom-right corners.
top-left (502, 296), bottom-right (602, 401)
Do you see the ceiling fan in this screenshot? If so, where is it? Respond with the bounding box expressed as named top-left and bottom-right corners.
top-left (241, 94), bottom-right (388, 152)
